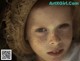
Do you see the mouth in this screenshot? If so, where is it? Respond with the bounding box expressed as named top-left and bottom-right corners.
top-left (47, 49), bottom-right (64, 56)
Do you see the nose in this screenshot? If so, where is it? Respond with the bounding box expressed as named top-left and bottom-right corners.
top-left (48, 32), bottom-right (61, 46)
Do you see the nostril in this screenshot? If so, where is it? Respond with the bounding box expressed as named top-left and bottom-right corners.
top-left (48, 39), bottom-right (55, 45)
top-left (49, 39), bottom-right (60, 46)
top-left (49, 42), bottom-right (54, 44)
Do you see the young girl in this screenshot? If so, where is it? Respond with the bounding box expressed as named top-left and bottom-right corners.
top-left (4, 0), bottom-right (80, 61)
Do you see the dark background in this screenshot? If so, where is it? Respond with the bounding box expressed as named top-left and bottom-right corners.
top-left (0, 0), bottom-right (8, 50)
top-left (0, 0), bottom-right (16, 61)
top-left (0, 0), bottom-right (7, 49)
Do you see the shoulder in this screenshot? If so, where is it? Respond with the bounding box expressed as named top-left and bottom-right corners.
top-left (77, 43), bottom-right (80, 54)
top-left (61, 43), bottom-right (80, 61)
top-left (69, 43), bottom-right (80, 61)
top-left (74, 43), bottom-right (80, 61)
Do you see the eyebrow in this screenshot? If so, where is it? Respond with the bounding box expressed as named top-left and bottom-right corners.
top-left (58, 23), bottom-right (70, 28)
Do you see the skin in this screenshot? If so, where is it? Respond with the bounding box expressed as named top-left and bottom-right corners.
top-left (26, 6), bottom-right (73, 61)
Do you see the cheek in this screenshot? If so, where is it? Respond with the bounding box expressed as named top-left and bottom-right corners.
top-left (28, 34), bottom-right (47, 53)
top-left (58, 30), bottom-right (72, 50)
top-left (59, 28), bottom-right (72, 38)
top-left (28, 33), bottom-right (47, 47)
top-left (34, 33), bottom-right (48, 43)
top-left (58, 29), bottom-right (72, 43)
top-left (62, 31), bottom-right (72, 39)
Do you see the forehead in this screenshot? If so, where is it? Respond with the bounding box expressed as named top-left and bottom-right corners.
top-left (27, 6), bottom-right (72, 26)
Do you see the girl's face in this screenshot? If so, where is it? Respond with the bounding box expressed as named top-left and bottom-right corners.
top-left (26, 6), bottom-right (73, 61)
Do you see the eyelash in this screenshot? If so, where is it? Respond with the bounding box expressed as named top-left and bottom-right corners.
top-left (35, 28), bottom-right (47, 33)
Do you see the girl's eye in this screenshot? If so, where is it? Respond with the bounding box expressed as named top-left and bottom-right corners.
top-left (58, 23), bottom-right (70, 30)
top-left (35, 28), bottom-right (47, 33)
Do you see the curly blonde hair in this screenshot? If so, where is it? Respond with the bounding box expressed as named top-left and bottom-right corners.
top-left (3, 0), bottom-right (80, 61)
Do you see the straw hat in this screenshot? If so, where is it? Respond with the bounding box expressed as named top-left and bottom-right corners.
top-left (3, 0), bottom-right (80, 61)
top-left (4, 0), bottom-right (38, 60)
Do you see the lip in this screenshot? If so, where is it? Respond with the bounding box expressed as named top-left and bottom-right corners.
top-left (47, 49), bottom-right (64, 56)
